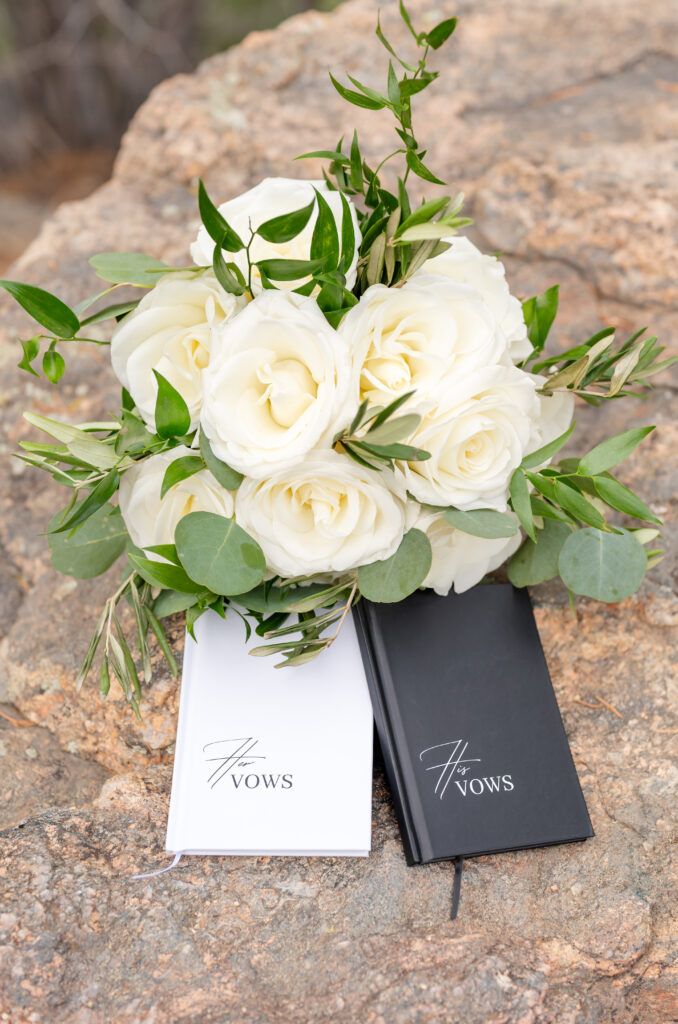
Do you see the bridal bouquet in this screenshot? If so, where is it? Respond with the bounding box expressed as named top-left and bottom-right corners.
top-left (4, 4), bottom-right (671, 711)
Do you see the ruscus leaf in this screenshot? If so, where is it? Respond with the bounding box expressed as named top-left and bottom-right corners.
top-left (578, 427), bottom-right (655, 476)
top-left (153, 370), bottom-right (191, 439)
top-left (0, 279), bottom-right (80, 337)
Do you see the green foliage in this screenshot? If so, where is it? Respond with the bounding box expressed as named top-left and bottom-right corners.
top-left (153, 371), bottom-right (191, 439)
top-left (442, 508), bottom-right (518, 539)
top-left (197, 180), bottom-right (244, 251)
top-left (531, 328), bottom-right (676, 402)
top-left (212, 245), bottom-right (247, 296)
top-left (256, 198), bottom-right (316, 243)
top-left (48, 503), bottom-right (127, 579)
top-left (508, 424), bottom-right (660, 599)
top-left (160, 456), bottom-right (205, 498)
top-left (297, 1), bottom-right (468, 296)
top-left (174, 511), bottom-right (266, 596)
top-left (508, 520), bottom-right (572, 587)
top-left (89, 252), bottom-right (169, 286)
top-left (50, 469), bottom-right (120, 534)
top-left (337, 391), bottom-right (430, 469)
top-left (358, 529), bottom-right (432, 602)
top-left (558, 528), bottom-right (647, 602)
top-left (578, 427), bottom-right (654, 475)
top-left (128, 550), bottom-right (206, 594)
top-left (199, 431), bottom-right (244, 490)
top-left (520, 285), bottom-right (559, 364)
top-left (3, 0), bottom-right (672, 697)
top-left (42, 344), bottom-right (66, 384)
top-left (0, 279), bottom-right (80, 337)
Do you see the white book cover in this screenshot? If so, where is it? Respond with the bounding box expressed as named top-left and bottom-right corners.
top-left (166, 609), bottom-right (374, 857)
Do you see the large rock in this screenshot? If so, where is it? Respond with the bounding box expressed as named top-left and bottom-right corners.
top-left (0, 1), bottom-right (676, 1020)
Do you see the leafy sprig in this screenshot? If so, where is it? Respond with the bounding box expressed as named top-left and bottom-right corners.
top-left (336, 391), bottom-right (430, 470)
top-left (519, 285), bottom-right (676, 401)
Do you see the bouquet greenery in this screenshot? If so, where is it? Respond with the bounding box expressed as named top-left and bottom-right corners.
top-left (3, 3), bottom-right (672, 714)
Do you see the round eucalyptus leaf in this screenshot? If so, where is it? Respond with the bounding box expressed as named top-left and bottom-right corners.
top-left (48, 503), bottom-right (127, 579)
top-left (175, 511), bottom-right (266, 596)
top-left (558, 528), bottom-right (647, 602)
top-left (507, 520), bottom-right (572, 588)
top-left (358, 529), bottom-right (432, 603)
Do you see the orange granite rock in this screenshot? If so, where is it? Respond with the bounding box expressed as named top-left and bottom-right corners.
top-left (0, 1), bottom-right (675, 1021)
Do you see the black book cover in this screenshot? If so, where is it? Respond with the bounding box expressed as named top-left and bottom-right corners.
top-left (354, 584), bottom-right (593, 865)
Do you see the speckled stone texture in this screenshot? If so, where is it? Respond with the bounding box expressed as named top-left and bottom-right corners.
top-left (0, 2), bottom-right (676, 1021)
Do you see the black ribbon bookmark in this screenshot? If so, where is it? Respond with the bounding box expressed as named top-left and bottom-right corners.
top-left (450, 857), bottom-right (464, 920)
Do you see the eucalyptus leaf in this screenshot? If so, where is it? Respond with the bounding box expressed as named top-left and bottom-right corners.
top-left (175, 511), bottom-right (266, 596)
top-left (48, 503), bottom-right (127, 579)
top-left (443, 507), bottom-right (518, 539)
top-left (89, 252), bottom-right (168, 286)
top-left (558, 528), bottom-right (647, 602)
top-left (507, 520), bottom-right (572, 587)
top-left (358, 528), bottom-right (431, 602)
top-left (153, 589), bottom-right (201, 619)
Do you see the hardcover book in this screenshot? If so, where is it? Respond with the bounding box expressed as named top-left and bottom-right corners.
top-left (166, 609), bottom-right (373, 857)
top-left (353, 584), bottom-right (593, 865)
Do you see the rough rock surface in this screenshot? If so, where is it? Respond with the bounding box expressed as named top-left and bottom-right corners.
top-left (0, 1), bottom-right (676, 1021)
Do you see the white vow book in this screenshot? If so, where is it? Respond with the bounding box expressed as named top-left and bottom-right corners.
top-left (166, 609), bottom-right (373, 857)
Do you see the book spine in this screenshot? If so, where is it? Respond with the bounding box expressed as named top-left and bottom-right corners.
top-left (353, 603), bottom-right (433, 864)
top-left (164, 627), bottom-right (197, 854)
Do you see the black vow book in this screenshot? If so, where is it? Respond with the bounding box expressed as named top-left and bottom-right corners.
top-left (354, 584), bottom-right (593, 865)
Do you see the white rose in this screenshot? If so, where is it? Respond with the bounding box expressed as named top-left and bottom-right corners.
top-left (111, 270), bottom-right (244, 432)
top-left (201, 290), bottom-right (356, 480)
top-left (526, 378), bottom-right (575, 461)
top-left (119, 447), bottom-right (234, 554)
top-left (410, 506), bottom-right (522, 595)
top-left (339, 273), bottom-right (508, 408)
top-left (190, 177), bottom-right (361, 293)
top-left (400, 365), bottom-right (541, 511)
top-left (421, 235), bottom-right (532, 364)
top-left (235, 451), bottom-right (406, 577)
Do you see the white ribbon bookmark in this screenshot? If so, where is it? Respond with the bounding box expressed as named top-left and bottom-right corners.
top-left (132, 852), bottom-right (183, 879)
